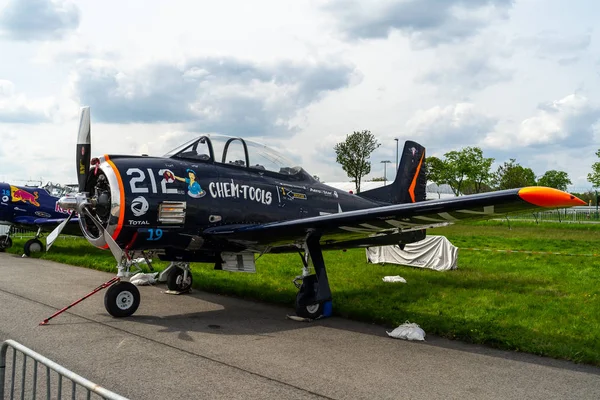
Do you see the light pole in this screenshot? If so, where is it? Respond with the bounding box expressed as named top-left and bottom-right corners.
top-left (394, 138), bottom-right (399, 170)
top-left (381, 160), bottom-right (391, 185)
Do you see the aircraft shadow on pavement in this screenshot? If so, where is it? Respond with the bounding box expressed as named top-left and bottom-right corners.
top-left (102, 287), bottom-right (328, 340)
top-left (112, 297), bottom-right (600, 376)
top-left (92, 280), bottom-right (600, 376)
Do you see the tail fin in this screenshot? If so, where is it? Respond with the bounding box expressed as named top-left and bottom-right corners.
top-left (358, 140), bottom-right (426, 204)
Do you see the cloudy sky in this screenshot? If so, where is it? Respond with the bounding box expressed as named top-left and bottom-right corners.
top-left (0, 0), bottom-right (599, 191)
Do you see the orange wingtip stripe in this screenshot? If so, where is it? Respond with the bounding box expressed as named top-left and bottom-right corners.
top-left (518, 187), bottom-right (586, 208)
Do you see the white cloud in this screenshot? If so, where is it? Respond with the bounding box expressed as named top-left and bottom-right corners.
top-left (0, 0), bottom-right (80, 41)
top-left (405, 103), bottom-right (497, 146)
top-left (416, 32), bottom-right (515, 93)
top-left (483, 94), bottom-right (600, 148)
top-left (512, 30), bottom-right (591, 65)
top-left (68, 57), bottom-right (358, 136)
top-left (322, 0), bottom-right (513, 47)
top-left (0, 0), bottom-right (599, 193)
top-left (0, 80), bottom-right (56, 123)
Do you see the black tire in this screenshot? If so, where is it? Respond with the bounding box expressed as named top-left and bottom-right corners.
top-left (0, 235), bottom-right (12, 252)
top-left (24, 238), bottom-right (44, 256)
top-left (295, 292), bottom-right (324, 319)
top-left (167, 267), bottom-right (193, 292)
top-left (104, 282), bottom-right (140, 318)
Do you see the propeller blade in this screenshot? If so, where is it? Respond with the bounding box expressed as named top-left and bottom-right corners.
top-left (81, 207), bottom-right (123, 262)
top-left (76, 106), bottom-right (91, 193)
top-left (46, 212), bottom-right (74, 251)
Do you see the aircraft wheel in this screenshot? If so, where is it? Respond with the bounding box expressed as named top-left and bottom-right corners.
top-left (104, 282), bottom-right (140, 318)
top-left (0, 235), bottom-right (12, 252)
top-left (167, 267), bottom-right (193, 292)
top-left (295, 292), bottom-right (324, 319)
top-left (24, 238), bottom-right (43, 256)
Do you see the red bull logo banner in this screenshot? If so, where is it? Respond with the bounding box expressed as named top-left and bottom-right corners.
top-left (10, 185), bottom-right (40, 207)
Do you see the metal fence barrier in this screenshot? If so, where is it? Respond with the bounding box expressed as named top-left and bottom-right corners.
top-left (0, 226), bottom-right (36, 237)
top-left (507, 208), bottom-right (600, 223)
top-left (0, 340), bottom-right (128, 400)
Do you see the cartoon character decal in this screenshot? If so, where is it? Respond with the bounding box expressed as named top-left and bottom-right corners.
top-left (10, 185), bottom-right (40, 207)
top-left (164, 169), bottom-right (206, 198)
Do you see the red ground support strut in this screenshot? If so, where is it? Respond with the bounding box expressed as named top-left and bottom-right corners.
top-left (39, 277), bottom-right (121, 325)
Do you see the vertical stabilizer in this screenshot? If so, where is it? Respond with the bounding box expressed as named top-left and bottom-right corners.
top-left (358, 141), bottom-right (426, 204)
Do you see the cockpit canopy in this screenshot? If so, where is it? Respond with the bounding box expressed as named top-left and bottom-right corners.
top-left (43, 182), bottom-right (78, 197)
top-left (164, 135), bottom-right (309, 178)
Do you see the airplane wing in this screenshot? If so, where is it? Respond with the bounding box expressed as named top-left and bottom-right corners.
top-left (203, 187), bottom-right (585, 249)
top-left (13, 216), bottom-right (79, 226)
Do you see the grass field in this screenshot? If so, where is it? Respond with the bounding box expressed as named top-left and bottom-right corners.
top-left (5, 219), bottom-right (600, 365)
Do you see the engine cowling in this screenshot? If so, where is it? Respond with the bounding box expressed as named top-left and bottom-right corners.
top-left (80, 156), bottom-right (123, 249)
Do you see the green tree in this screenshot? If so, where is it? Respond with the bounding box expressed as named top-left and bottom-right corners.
top-left (424, 156), bottom-right (446, 185)
top-left (587, 149), bottom-right (600, 188)
top-left (334, 130), bottom-right (381, 193)
top-left (537, 170), bottom-right (572, 191)
top-left (466, 147), bottom-right (494, 194)
top-left (492, 159), bottom-right (536, 190)
top-left (426, 147), bottom-right (494, 196)
top-left (442, 150), bottom-right (471, 196)
top-left (369, 177), bottom-right (386, 181)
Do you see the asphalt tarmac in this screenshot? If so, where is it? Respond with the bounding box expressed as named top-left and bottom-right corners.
top-left (0, 252), bottom-right (599, 399)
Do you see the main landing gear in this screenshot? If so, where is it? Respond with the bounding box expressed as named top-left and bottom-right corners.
top-left (24, 228), bottom-right (44, 257)
top-left (293, 232), bottom-right (333, 319)
top-left (158, 262), bottom-right (193, 293)
top-left (0, 234), bottom-right (12, 252)
top-left (0, 226), bottom-right (46, 256)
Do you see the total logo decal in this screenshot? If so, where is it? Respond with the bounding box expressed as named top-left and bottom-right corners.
top-left (129, 220), bottom-right (149, 226)
top-left (131, 196), bottom-right (149, 217)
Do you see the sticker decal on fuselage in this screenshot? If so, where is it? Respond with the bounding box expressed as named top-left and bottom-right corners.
top-left (209, 180), bottom-right (272, 205)
top-left (131, 196), bottom-right (149, 217)
top-left (55, 202), bottom-right (74, 215)
top-left (169, 168), bottom-right (206, 198)
top-left (10, 186), bottom-right (40, 207)
top-left (278, 186), bottom-right (307, 201)
top-left (309, 187), bottom-right (337, 198)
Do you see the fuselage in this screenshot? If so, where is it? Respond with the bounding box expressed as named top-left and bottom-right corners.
top-left (0, 183), bottom-right (76, 232)
top-left (82, 153), bottom-right (382, 257)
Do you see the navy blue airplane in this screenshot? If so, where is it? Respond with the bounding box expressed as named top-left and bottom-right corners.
top-left (46, 107), bottom-right (586, 320)
top-left (0, 182), bottom-right (80, 255)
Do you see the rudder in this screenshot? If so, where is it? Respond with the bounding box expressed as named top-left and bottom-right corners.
top-left (358, 140), bottom-right (426, 204)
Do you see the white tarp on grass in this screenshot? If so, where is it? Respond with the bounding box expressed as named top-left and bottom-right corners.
top-left (366, 235), bottom-right (458, 271)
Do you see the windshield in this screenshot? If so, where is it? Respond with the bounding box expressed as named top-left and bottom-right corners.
top-left (43, 182), bottom-right (79, 197)
top-left (164, 134), bottom-right (302, 176)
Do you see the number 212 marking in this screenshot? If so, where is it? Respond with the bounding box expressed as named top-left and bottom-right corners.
top-left (126, 168), bottom-right (178, 195)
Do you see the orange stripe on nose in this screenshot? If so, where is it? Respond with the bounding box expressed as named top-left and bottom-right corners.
top-left (103, 155), bottom-right (125, 247)
top-left (518, 187), bottom-right (587, 208)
